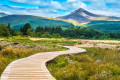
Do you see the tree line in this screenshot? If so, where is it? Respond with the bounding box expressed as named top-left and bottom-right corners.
top-left (0, 23), bottom-right (120, 39)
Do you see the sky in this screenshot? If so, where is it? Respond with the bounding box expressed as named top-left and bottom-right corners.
top-left (0, 0), bottom-right (120, 17)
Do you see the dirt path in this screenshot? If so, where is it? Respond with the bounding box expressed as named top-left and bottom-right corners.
top-left (81, 40), bottom-right (120, 44)
top-left (1, 46), bottom-right (86, 80)
top-left (75, 40), bottom-right (120, 49)
top-left (75, 43), bottom-right (118, 49)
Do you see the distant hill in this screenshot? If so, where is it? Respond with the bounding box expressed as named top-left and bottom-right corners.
top-left (0, 12), bottom-right (8, 17)
top-left (86, 20), bottom-right (120, 33)
top-left (0, 15), bottom-right (74, 30)
top-left (58, 8), bottom-right (120, 23)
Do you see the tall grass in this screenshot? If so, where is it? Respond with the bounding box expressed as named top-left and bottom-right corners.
top-left (0, 46), bottom-right (52, 75)
top-left (47, 48), bottom-right (120, 80)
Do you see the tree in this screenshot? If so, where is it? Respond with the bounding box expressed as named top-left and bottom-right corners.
top-left (7, 23), bottom-right (11, 30)
top-left (35, 26), bottom-right (44, 33)
top-left (44, 27), bottom-right (49, 32)
top-left (20, 23), bottom-right (32, 35)
top-left (55, 26), bottom-right (62, 34)
top-left (27, 28), bottom-right (34, 36)
top-left (0, 24), bottom-right (10, 37)
top-left (41, 32), bottom-right (51, 38)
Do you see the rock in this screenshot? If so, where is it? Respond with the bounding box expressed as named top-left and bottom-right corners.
top-left (14, 42), bottom-right (19, 45)
top-left (34, 45), bottom-right (49, 50)
top-left (118, 48), bottom-right (120, 52)
top-left (0, 45), bottom-right (2, 51)
top-left (14, 43), bottom-right (29, 49)
top-left (96, 59), bottom-right (101, 64)
top-left (26, 45), bottom-right (31, 48)
top-left (0, 41), bottom-right (13, 46)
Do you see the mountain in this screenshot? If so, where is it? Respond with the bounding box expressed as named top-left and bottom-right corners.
top-left (58, 8), bottom-right (120, 23)
top-left (0, 15), bottom-right (73, 30)
top-left (0, 12), bottom-right (8, 17)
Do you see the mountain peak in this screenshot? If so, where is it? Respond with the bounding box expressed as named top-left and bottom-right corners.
top-left (72, 8), bottom-right (85, 14)
top-left (58, 8), bottom-right (99, 23)
top-left (77, 8), bottom-right (85, 10)
top-left (58, 8), bottom-right (120, 23)
top-left (77, 8), bottom-right (85, 11)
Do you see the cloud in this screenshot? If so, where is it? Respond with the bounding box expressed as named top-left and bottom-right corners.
top-left (49, 1), bottom-right (65, 10)
top-left (0, 4), bottom-right (61, 17)
top-left (0, 0), bottom-right (87, 17)
top-left (9, 0), bottom-right (86, 10)
top-left (66, 0), bottom-right (87, 9)
top-left (0, 0), bottom-right (120, 17)
top-left (89, 9), bottom-right (120, 17)
top-left (106, 0), bottom-right (120, 3)
top-left (67, 0), bottom-right (77, 2)
top-left (9, 0), bottom-right (48, 5)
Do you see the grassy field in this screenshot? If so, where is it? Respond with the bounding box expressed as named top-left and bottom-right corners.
top-left (1, 36), bottom-right (120, 79)
top-left (47, 47), bottom-right (120, 80)
top-left (0, 37), bottom-right (78, 76)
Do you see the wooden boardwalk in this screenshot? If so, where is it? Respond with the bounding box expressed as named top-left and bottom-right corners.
top-left (1, 46), bottom-right (86, 80)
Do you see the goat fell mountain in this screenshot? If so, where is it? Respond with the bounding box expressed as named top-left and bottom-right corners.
top-left (58, 8), bottom-right (120, 23)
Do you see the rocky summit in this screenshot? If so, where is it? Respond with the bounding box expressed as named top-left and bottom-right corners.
top-left (58, 8), bottom-right (120, 23)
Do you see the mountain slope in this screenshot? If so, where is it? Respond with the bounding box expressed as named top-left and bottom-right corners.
top-left (86, 20), bottom-right (120, 33)
top-left (0, 15), bottom-right (74, 30)
top-left (58, 8), bottom-right (120, 23)
top-left (0, 12), bottom-right (8, 17)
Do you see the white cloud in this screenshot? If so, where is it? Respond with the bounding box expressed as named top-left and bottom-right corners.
top-left (10, 0), bottom-right (29, 4)
top-left (50, 1), bottom-right (65, 10)
top-left (0, 0), bottom-right (120, 17)
top-left (0, 5), bottom-right (61, 17)
top-left (65, 0), bottom-right (87, 10)
top-left (10, 0), bottom-right (49, 5)
top-left (106, 0), bottom-right (120, 3)
top-left (71, 1), bottom-right (87, 9)
top-left (89, 10), bottom-right (120, 17)
top-left (67, 0), bottom-right (77, 2)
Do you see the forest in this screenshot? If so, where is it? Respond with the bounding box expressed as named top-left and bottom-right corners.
top-left (0, 23), bottom-right (120, 39)
top-left (87, 20), bottom-right (120, 33)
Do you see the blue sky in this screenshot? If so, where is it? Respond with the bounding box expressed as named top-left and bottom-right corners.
top-left (0, 0), bottom-right (120, 17)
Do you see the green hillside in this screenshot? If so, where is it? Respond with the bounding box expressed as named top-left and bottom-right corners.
top-left (86, 20), bottom-right (120, 33)
top-left (0, 15), bottom-right (74, 30)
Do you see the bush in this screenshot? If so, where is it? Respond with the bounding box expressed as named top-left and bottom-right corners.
top-left (0, 45), bottom-right (2, 51)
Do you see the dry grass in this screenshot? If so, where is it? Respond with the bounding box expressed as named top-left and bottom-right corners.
top-left (0, 47), bottom-right (46, 75)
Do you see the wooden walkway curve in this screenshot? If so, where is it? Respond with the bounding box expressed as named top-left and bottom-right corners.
top-left (1, 46), bottom-right (86, 80)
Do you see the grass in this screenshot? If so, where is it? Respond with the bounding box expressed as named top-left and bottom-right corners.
top-left (47, 47), bottom-right (120, 80)
top-left (0, 36), bottom-right (79, 76)
top-left (4, 36), bottom-right (78, 46)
